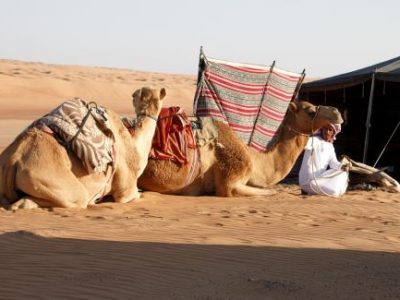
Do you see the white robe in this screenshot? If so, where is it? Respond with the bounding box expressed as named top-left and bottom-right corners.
top-left (299, 135), bottom-right (348, 197)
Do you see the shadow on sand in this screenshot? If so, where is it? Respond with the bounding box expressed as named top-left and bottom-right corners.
top-left (0, 231), bottom-right (399, 299)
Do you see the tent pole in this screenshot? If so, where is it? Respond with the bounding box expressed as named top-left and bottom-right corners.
top-left (193, 46), bottom-right (205, 113)
top-left (248, 61), bottom-right (275, 145)
top-left (362, 72), bottom-right (376, 163)
top-left (197, 46), bottom-right (204, 85)
top-left (292, 69), bottom-right (306, 101)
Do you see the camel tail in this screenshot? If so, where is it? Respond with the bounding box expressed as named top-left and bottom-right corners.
top-left (233, 184), bottom-right (277, 197)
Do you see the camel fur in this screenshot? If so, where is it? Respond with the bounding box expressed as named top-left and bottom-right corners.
top-left (138, 101), bottom-right (343, 196)
top-left (0, 87), bottom-right (166, 209)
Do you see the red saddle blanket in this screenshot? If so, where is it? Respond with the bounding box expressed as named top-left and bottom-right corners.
top-left (149, 107), bottom-right (196, 166)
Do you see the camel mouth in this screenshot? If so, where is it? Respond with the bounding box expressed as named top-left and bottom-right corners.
top-left (331, 119), bottom-right (343, 125)
top-left (318, 106), bottom-right (344, 125)
top-left (332, 114), bottom-right (344, 125)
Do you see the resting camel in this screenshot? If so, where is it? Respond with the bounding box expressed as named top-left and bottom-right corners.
top-left (138, 101), bottom-right (343, 196)
top-left (0, 87), bottom-right (166, 209)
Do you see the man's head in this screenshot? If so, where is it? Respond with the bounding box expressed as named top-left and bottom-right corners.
top-left (321, 123), bottom-right (341, 143)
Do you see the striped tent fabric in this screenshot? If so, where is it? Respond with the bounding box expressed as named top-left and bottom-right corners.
top-left (194, 55), bottom-right (303, 151)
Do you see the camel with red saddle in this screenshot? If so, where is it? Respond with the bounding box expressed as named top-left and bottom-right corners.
top-left (0, 87), bottom-right (166, 209)
top-left (138, 101), bottom-right (343, 196)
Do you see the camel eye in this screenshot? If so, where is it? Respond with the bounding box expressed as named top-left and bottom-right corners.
top-left (307, 108), bottom-right (316, 117)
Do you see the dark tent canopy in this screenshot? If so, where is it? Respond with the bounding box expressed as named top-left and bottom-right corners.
top-left (300, 56), bottom-right (400, 179)
top-left (303, 56), bottom-right (400, 91)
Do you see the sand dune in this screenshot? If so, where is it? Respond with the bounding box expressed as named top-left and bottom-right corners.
top-left (0, 59), bottom-right (196, 150)
top-left (0, 59), bottom-right (399, 299)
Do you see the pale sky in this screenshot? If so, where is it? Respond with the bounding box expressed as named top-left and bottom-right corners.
top-left (1, 0), bottom-right (399, 78)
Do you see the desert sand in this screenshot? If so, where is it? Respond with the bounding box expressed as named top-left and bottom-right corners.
top-left (0, 59), bottom-right (399, 299)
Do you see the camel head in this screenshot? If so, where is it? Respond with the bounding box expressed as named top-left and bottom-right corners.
top-left (132, 87), bottom-right (166, 124)
top-left (287, 100), bottom-right (343, 135)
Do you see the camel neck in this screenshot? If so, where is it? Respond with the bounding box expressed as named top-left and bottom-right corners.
top-left (134, 116), bottom-right (158, 149)
top-left (248, 125), bottom-right (309, 187)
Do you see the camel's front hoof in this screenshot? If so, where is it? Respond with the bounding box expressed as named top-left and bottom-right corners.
top-left (115, 192), bottom-right (141, 204)
top-left (11, 199), bottom-right (40, 211)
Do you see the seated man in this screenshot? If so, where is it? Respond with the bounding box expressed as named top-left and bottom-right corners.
top-left (299, 124), bottom-right (349, 197)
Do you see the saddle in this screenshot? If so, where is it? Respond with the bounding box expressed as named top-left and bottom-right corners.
top-left (121, 106), bottom-right (219, 187)
top-left (149, 107), bottom-right (196, 166)
top-left (32, 98), bottom-right (115, 173)
top-left (148, 107), bottom-right (220, 186)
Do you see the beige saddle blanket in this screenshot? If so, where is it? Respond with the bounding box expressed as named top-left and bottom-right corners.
top-left (32, 98), bottom-right (115, 173)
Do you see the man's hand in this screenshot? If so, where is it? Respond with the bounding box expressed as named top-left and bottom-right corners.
top-left (341, 162), bottom-right (351, 172)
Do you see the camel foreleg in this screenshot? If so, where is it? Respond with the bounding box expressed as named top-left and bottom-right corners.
top-left (10, 195), bottom-right (86, 211)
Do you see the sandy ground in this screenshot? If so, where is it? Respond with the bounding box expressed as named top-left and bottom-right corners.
top-left (0, 59), bottom-right (399, 299)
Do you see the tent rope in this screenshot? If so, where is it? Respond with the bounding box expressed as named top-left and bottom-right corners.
top-left (373, 119), bottom-right (400, 168)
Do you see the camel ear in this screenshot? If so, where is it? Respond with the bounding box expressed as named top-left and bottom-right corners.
top-left (159, 88), bottom-right (166, 100)
top-left (288, 101), bottom-right (298, 113)
top-left (132, 88), bottom-right (142, 99)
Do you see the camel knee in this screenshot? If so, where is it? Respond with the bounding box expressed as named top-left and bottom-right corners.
top-left (65, 192), bottom-right (89, 208)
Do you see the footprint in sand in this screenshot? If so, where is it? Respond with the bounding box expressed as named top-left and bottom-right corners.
top-left (86, 215), bottom-right (113, 221)
top-left (136, 207), bottom-right (150, 212)
top-left (218, 210), bottom-right (231, 218)
top-left (140, 212), bottom-right (163, 219)
top-left (295, 216), bottom-right (321, 227)
top-left (50, 208), bottom-right (74, 218)
top-left (381, 220), bottom-right (395, 225)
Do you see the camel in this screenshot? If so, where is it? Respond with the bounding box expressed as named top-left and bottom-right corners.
top-left (0, 87), bottom-right (166, 209)
top-left (138, 101), bottom-right (343, 196)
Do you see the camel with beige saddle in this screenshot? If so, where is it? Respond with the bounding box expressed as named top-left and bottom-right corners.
top-left (0, 87), bottom-right (166, 209)
top-left (138, 100), bottom-right (344, 196)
